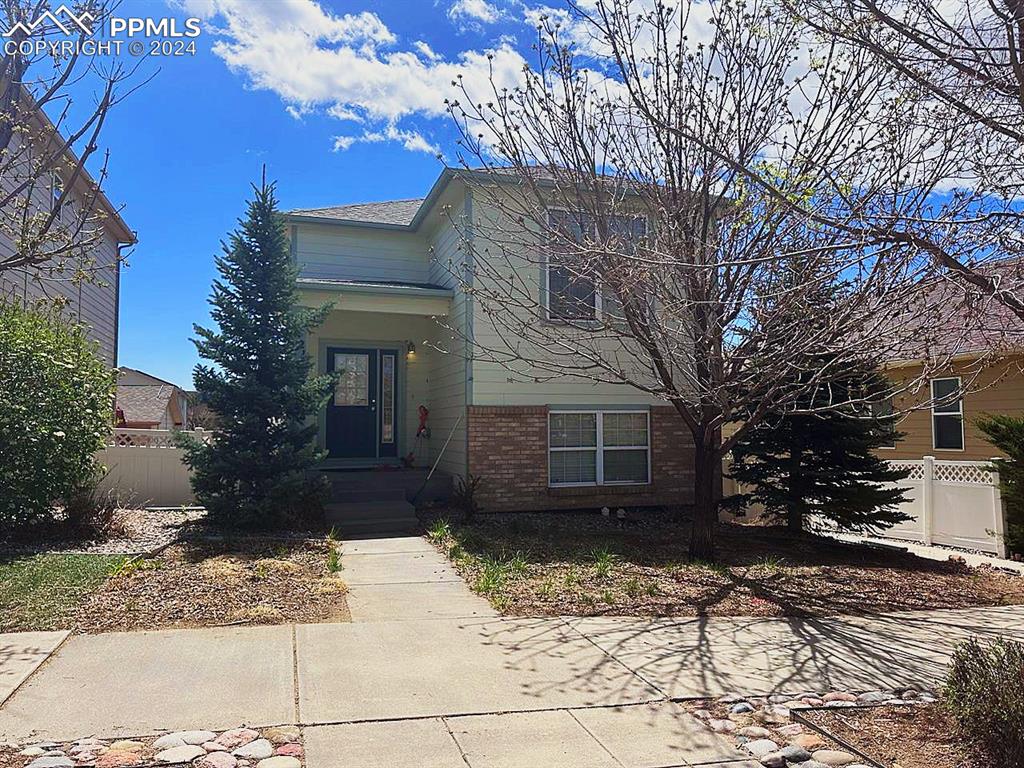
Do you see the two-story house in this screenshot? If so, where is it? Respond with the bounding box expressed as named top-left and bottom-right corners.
top-left (287, 168), bottom-right (696, 513)
top-left (0, 100), bottom-right (135, 367)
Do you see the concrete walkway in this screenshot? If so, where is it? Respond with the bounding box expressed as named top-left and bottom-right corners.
top-left (829, 532), bottom-right (1024, 574)
top-left (0, 631), bottom-right (68, 706)
top-left (1, 535), bottom-right (1022, 767)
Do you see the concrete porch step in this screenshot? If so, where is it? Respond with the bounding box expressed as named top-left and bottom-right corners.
top-left (324, 500), bottom-right (420, 536)
top-left (329, 488), bottom-right (408, 504)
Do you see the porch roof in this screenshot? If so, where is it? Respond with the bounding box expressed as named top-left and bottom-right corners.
top-left (297, 277), bottom-right (452, 316)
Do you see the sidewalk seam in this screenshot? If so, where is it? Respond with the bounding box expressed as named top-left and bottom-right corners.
top-left (566, 707), bottom-right (626, 767)
top-left (440, 716), bottom-right (473, 767)
top-left (558, 617), bottom-right (671, 701)
top-left (291, 624), bottom-right (301, 725)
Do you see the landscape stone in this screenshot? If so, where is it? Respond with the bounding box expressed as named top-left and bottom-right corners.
top-left (215, 731), bottom-right (259, 750)
top-left (72, 752), bottom-right (98, 763)
top-left (20, 748), bottom-right (47, 757)
top-left (232, 740), bottom-right (273, 760)
top-left (171, 732), bottom-right (217, 746)
top-left (856, 691), bottom-right (888, 704)
top-left (760, 753), bottom-right (786, 768)
top-left (272, 745), bottom-right (302, 758)
top-left (780, 745), bottom-right (812, 762)
top-left (743, 739), bottom-right (780, 758)
top-left (255, 757), bottom-right (300, 768)
top-left (95, 752), bottom-right (140, 768)
top-left (155, 745), bottom-right (205, 764)
top-left (791, 763), bottom-right (829, 768)
top-left (822, 692), bottom-right (856, 703)
top-left (152, 736), bottom-right (186, 751)
top-left (738, 726), bottom-right (772, 739)
top-left (793, 733), bottom-right (827, 751)
top-left (197, 752), bottom-right (237, 768)
top-left (108, 743), bottom-right (144, 753)
top-left (708, 719), bottom-right (735, 733)
top-left (27, 758), bottom-right (74, 768)
top-left (811, 750), bottom-right (859, 766)
top-left (731, 702), bottom-right (754, 714)
top-left (202, 743), bottom-right (228, 753)
top-left (776, 723), bottom-right (803, 737)
top-left (261, 728), bottom-right (299, 747)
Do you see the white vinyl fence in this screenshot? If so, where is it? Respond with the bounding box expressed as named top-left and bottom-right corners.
top-left (873, 457), bottom-right (1008, 557)
top-left (96, 428), bottom-right (211, 507)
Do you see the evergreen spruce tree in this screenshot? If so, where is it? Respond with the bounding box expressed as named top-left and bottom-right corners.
top-left (727, 365), bottom-right (911, 533)
top-left (181, 178), bottom-right (334, 528)
top-left (726, 259), bottom-right (910, 533)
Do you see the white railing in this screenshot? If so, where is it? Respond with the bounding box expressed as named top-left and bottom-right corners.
top-left (96, 428), bottom-right (211, 507)
top-left (874, 457), bottom-right (1007, 557)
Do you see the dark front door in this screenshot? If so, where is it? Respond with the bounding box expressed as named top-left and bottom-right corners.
top-left (326, 348), bottom-right (378, 459)
top-left (325, 347), bottom-right (400, 460)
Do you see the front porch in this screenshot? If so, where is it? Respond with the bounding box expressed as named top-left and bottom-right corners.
top-left (319, 467), bottom-right (453, 536)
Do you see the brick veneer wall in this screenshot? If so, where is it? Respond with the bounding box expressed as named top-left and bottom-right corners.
top-left (467, 405), bottom-right (696, 512)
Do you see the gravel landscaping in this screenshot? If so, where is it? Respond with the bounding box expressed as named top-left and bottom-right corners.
top-left (428, 511), bottom-right (1024, 616)
top-left (0, 725), bottom-right (304, 768)
top-left (684, 687), bottom-right (945, 768)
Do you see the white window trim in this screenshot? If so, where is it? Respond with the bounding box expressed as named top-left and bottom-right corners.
top-left (548, 409), bottom-right (652, 487)
top-left (542, 210), bottom-right (646, 323)
top-left (931, 376), bottom-right (965, 452)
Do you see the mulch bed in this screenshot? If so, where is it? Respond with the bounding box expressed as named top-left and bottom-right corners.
top-left (434, 511), bottom-right (1024, 616)
top-left (73, 537), bottom-right (350, 633)
top-left (801, 704), bottom-right (978, 768)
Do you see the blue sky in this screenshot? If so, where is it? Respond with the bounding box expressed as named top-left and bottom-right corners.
top-left (80, 0), bottom-right (543, 387)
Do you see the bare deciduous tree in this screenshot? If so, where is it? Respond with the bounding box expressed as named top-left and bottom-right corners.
top-left (786, 0), bottom-right (1024, 319)
top-left (441, 0), bottom-right (1007, 560)
top-left (0, 0), bottom-right (142, 285)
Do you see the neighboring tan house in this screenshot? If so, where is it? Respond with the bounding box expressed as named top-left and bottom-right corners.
top-left (884, 287), bottom-right (1024, 462)
top-left (115, 368), bottom-right (189, 430)
top-left (0, 97), bottom-right (135, 367)
top-left (286, 168), bottom-right (694, 512)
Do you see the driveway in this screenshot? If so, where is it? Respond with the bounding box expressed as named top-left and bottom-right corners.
top-left (0, 535), bottom-right (1020, 767)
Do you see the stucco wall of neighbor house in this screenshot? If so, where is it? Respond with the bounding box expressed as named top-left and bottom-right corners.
top-left (885, 356), bottom-right (1024, 461)
top-left (0, 133), bottom-right (123, 367)
top-left (467, 405), bottom-right (695, 512)
top-left (466, 194), bottom-right (667, 408)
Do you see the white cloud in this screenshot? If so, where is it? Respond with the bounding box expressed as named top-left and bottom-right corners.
top-left (180, 0), bottom-right (524, 155)
top-left (448, 0), bottom-right (500, 26)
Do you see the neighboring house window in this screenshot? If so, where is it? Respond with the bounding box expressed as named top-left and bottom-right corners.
top-left (549, 410), bottom-right (650, 486)
top-left (545, 211), bottom-right (646, 322)
top-left (931, 377), bottom-right (964, 450)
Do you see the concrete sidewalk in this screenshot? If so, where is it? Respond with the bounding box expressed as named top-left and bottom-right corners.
top-left (1, 535), bottom-right (1022, 766)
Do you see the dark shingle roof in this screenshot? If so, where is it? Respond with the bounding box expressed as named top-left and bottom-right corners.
top-left (288, 199), bottom-right (424, 226)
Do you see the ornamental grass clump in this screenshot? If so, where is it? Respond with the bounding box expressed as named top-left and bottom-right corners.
top-left (944, 636), bottom-right (1024, 767)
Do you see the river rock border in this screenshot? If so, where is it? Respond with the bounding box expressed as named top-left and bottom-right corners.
top-left (0, 725), bottom-right (304, 768)
top-left (685, 686), bottom-right (937, 768)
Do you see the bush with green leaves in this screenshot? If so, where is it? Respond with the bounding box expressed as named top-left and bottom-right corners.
top-left (944, 636), bottom-right (1024, 766)
top-left (977, 413), bottom-right (1024, 555)
top-left (0, 301), bottom-right (114, 530)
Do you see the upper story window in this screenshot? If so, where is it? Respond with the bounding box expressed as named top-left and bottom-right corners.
top-left (545, 211), bottom-right (646, 322)
top-left (931, 377), bottom-right (964, 450)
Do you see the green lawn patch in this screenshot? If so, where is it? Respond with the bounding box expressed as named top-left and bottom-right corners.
top-left (0, 553), bottom-right (128, 631)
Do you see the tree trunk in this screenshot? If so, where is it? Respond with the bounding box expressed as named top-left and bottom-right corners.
top-left (688, 443), bottom-right (718, 562)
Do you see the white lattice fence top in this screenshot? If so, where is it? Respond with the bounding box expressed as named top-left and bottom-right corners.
top-left (934, 461), bottom-right (994, 485)
top-left (107, 428), bottom-right (212, 448)
top-left (888, 461), bottom-right (925, 480)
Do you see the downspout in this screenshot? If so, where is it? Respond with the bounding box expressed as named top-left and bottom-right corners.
top-left (463, 186), bottom-right (475, 481)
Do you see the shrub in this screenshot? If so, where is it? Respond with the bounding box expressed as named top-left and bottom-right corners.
top-left (944, 636), bottom-right (1024, 766)
top-left (0, 302), bottom-right (114, 531)
top-left (452, 474), bottom-right (483, 523)
top-left (977, 413), bottom-right (1024, 555)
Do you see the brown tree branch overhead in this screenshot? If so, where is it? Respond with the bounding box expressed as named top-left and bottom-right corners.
top-left (0, 0), bottom-right (141, 281)
top-left (439, 0), bottom-right (1011, 562)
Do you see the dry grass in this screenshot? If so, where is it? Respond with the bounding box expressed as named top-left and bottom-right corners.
top-left (428, 512), bottom-right (1024, 617)
top-left (72, 536), bottom-right (349, 632)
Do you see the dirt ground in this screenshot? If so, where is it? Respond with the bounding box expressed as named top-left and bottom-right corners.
top-left (74, 536), bottom-right (350, 632)
top-left (802, 705), bottom-right (978, 768)
top-left (431, 511), bottom-right (1024, 617)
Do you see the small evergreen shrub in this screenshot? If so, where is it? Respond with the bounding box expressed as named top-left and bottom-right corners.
top-left (452, 474), bottom-right (483, 523)
top-left (944, 636), bottom-right (1024, 766)
top-left (977, 413), bottom-right (1024, 555)
top-left (0, 302), bottom-right (114, 531)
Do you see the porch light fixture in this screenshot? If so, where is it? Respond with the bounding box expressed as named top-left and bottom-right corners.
top-left (406, 341), bottom-right (416, 358)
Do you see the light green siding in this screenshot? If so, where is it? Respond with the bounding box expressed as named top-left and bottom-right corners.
top-left (294, 221), bottom-right (430, 283)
